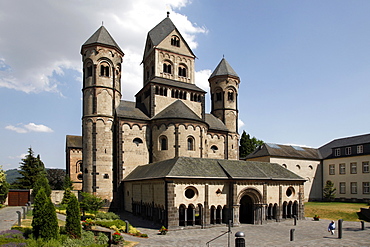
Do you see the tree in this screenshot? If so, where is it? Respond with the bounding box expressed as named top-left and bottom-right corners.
top-left (46, 169), bottom-right (66, 190)
top-left (66, 193), bottom-right (82, 238)
top-left (32, 173), bottom-right (51, 198)
top-left (80, 192), bottom-right (104, 216)
top-left (32, 188), bottom-right (59, 240)
top-left (323, 180), bottom-right (336, 201)
top-left (61, 175), bottom-right (74, 205)
top-left (0, 166), bottom-right (9, 204)
top-left (14, 148), bottom-right (45, 189)
top-left (239, 131), bottom-right (264, 158)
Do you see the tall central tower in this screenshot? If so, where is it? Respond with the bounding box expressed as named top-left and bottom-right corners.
top-left (81, 26), bottom-right (124, 201)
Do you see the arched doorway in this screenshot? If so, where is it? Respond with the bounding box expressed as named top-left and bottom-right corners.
top-left (239, 195), bottom-right (254, 224)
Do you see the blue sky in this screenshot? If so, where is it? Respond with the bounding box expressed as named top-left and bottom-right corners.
top-left (1, 0), bottom-right (369, 170)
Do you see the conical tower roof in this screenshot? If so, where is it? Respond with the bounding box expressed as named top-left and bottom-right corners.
top-left (82, 26), bottom-right (123, 55)
top-left (209, 58), bottom-right (239, 79)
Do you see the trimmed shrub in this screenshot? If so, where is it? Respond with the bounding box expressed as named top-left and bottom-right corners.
top-left (95, 212), bottom-right (120, 220)
top-left (65, 193), bottom-right (81, 239)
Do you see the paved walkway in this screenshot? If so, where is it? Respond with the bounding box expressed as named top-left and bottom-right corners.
top-left (0, 206), bottom-right (23, 232)
top-left (117, 212), bottom-right (370, 247)
top-left (1, 207), bottom-right (369, 246)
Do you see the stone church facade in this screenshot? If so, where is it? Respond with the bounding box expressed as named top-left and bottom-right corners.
top-left (66, 14), bottom-right (305, 229)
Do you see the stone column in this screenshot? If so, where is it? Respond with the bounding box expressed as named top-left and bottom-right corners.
top-left (204, 183), bottom-right (209, 227)
top-left (165, 181), bottom-right (177, 228)
top-left (277, 185), bottom-right (282, 222)
top-left (299, 184), bottom-right (304, 220)
top-left (232, 182), bottom-right (240, 226)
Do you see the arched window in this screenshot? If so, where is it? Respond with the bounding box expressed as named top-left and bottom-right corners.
top-left (178, 66), bottom-right (187, 77)
top-left (211, 145), bottom-right (218, 153)
top-left (133, 138), bottom-right (143, 146)
top-left (100, 64), bottom-right (109, 77)
top-left (227, 91), bottom-right (234, 101)
top-left (159, 136), bottom-right (168, 150)
top-left (171, 35), bottom-right (180, 47)
top-left (86, 65), bottom-right (93, 77)
top-left (163, 62), bottom-right (172, 74)
top-left (187, 136), bottom-right (195, 151)
top-left (76, 160), bottom-right (83, 173)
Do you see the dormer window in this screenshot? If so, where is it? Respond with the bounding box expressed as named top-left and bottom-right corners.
top-left (345, 147), bottom-right (351, 155)
top-left (171, 35), bottom-right (180, 47)
top-left (163, 62), bottom-right (172, 74)
top-left (357, 145), bottom-right (363, 154)
top-left (335, 148), bottom-right (341, 156)
top-left (178, 66), bottom-right (187, 77)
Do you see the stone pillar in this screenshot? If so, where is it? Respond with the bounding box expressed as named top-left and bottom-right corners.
top-left (165, 181), bottom-right (177, 228)
top-left (232, 182), bottom-right (240, 226)
top-left (298, 184), bottom-right (304, 220)
top-left (277, 185), bottom-right (282, 222)
top-left (204, 183), bottom-right (209, 227)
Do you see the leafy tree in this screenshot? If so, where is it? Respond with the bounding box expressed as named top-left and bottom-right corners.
top-left (80, 192), bottom-right (104, 216)
top-left (14, 148), bottom-right (45, 189)
top-left (46, 169), bottom-right (66, 190)
top-left (32, 188), bottom-right (59, 240)
top-left (66, 193), bottom-right (82, 238)
top-left (239, 130), bottom-right (264, 158)
top-left (323, 180), bottom-right (336, 201)
top-left (0, 165), bottom-right (10, 204)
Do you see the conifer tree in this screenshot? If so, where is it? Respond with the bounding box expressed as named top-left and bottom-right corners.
top-left (32, 172), bottom-right (51, 198)
top-left (323, 180), bottom-right (336, 201)
top-left (66, 193), bottom-right (81, 238)
top-left (61, 175), bottom-right (74, 205)
top-left (14, 148), bottom-right (45, 189)
top-left (32, 188), bottom-right (59, 240)
top-left (239, 131), bottom-right (264, 158)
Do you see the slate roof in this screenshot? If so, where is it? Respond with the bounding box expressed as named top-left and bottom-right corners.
top-left (319, 133), bottom-right (370, 159)
top-left (150, 77), bottom-right (206, 93)
top-left (82, 26), bottom-right (123, 54)
top-left (153, 100), bottom-right (202, 122)
top-left (147, 17), bottom-right (195, 57)
top-left (116, 101), bottom-right (150, 120)
top-left (66, 135), bottom-right (82, 149)
top-left (205, 114), bottom-right (229, 132)
top-left (246, 143), bottom-right (321, 160)
top-left (124, 157), bottom-right (305, 181)
top-left (209, 58), bottom-right (239, 79)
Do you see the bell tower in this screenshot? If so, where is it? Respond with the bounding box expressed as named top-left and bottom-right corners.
top-left (81, 26), bottom-right (124, 201)
top-left (209, 58), bottom-right (240, 133)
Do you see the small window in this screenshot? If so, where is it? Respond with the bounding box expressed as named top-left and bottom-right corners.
top-left (133, 138), bottom-right (143, 146)
top-left (160, 136), bottom-right (168, 150)
top-left (171, 35), bottom-right (180, 47)
top-left (187, 136), bottom-right (195, 151)
top-left (339, 182), bottom-right (346, 194)
top-left (308, 165), bottom-right (313, 170)
top-left (339, 163), bottom-right (346, 174)
top-left (184, 187), bottom-right (197, 199)
top-left (363, 182), bottom-right (370, 194)
top-left (335, 148), bottom-right (341, 156)
top-left (87, 65), bottom-right (93, 77)
top-left (227, 91), bottom-right (234, 101)
top-left (345, 147), bottom-right (351, 155)
top-left (351, 182), bottom-right (357, 194)
top-left (286, 187), bottom-right (295, 197)
top-left (296, 165), bottom-right (301, 170)
top-left (350, 162), bottom-right (357, 174)
top-left (77, 173), bottom-right (83, 180)
top-left (103, 174), bottom-right (109, 179)
top-left (363, 161), bottom-right (369, 173)
top-left (163, 63), bottom-right (172, 74)
top-left (329, 164), bottom-right (335, 175)
top-left (216, 92), bottom-right (222, 101)
top-left (211, 145), bottom-right (218, 153)
top-left (357, 145), bottom-right (363, 154)
top-left (178, 66), bottom-right (187, 77)
top-left (282, 164), bottom-right (287, 168)
top-left (100, 65), bottom-right (109, 77)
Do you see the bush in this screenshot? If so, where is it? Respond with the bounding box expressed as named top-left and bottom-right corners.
top-left (95, 219), bottom-right (126, 229)
top-left (95, 212), bottom-right (120, 220)
top-left (10, 227), bottom-right (32, 238)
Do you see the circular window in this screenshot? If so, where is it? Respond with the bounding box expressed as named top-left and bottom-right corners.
top-left (184, 187), bottom-right (197, 199)
top-left (286, 187), bottom-right (295, 197)
top-left (77, 173), bottom-right (83, 180)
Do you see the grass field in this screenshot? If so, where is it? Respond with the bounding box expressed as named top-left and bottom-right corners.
top-left (304, 202), bottom-right (368, 221)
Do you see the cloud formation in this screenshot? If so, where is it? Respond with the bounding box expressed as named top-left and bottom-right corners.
top-left (5, 123), bottom-right (53, 133)
top-left (0, 0), bottom-right (207, 99)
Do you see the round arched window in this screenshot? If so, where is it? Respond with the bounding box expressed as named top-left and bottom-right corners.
top-left (184, 187), bottom-right (198, 199)
top-left (286, 187), bottom-right (295, 197)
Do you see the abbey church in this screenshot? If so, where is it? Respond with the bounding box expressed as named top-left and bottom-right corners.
top-left (66, 14), bottom-right (305, 229)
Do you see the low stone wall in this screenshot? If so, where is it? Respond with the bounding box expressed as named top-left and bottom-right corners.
top-left (50, 190), bottom-right (79, 204)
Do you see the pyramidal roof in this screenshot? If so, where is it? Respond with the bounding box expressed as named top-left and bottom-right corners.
top-left (153, 100), bottom-right (202, 121)
top-left (209, 58), bottom-right (239, 79)
top-left (82, 26), bottom-right (123, 54)
top-left (148, 17), bottom-right (177, 46)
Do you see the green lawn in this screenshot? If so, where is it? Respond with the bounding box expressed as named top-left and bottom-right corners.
top-left (304, 202), bottom-right (368, 221)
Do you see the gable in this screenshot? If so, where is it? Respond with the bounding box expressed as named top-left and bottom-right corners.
top-left (156, 29), bottom-right (194, 58)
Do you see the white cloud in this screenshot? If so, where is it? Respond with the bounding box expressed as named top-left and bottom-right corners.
top-left (8, 153), bottom-right (27, 160)
top-left (238, 119), bottom-right (245, 129)
top-left (0, 0), bottom-right (207, 97)
top-left (5, 123), bottom-right (53, 133)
